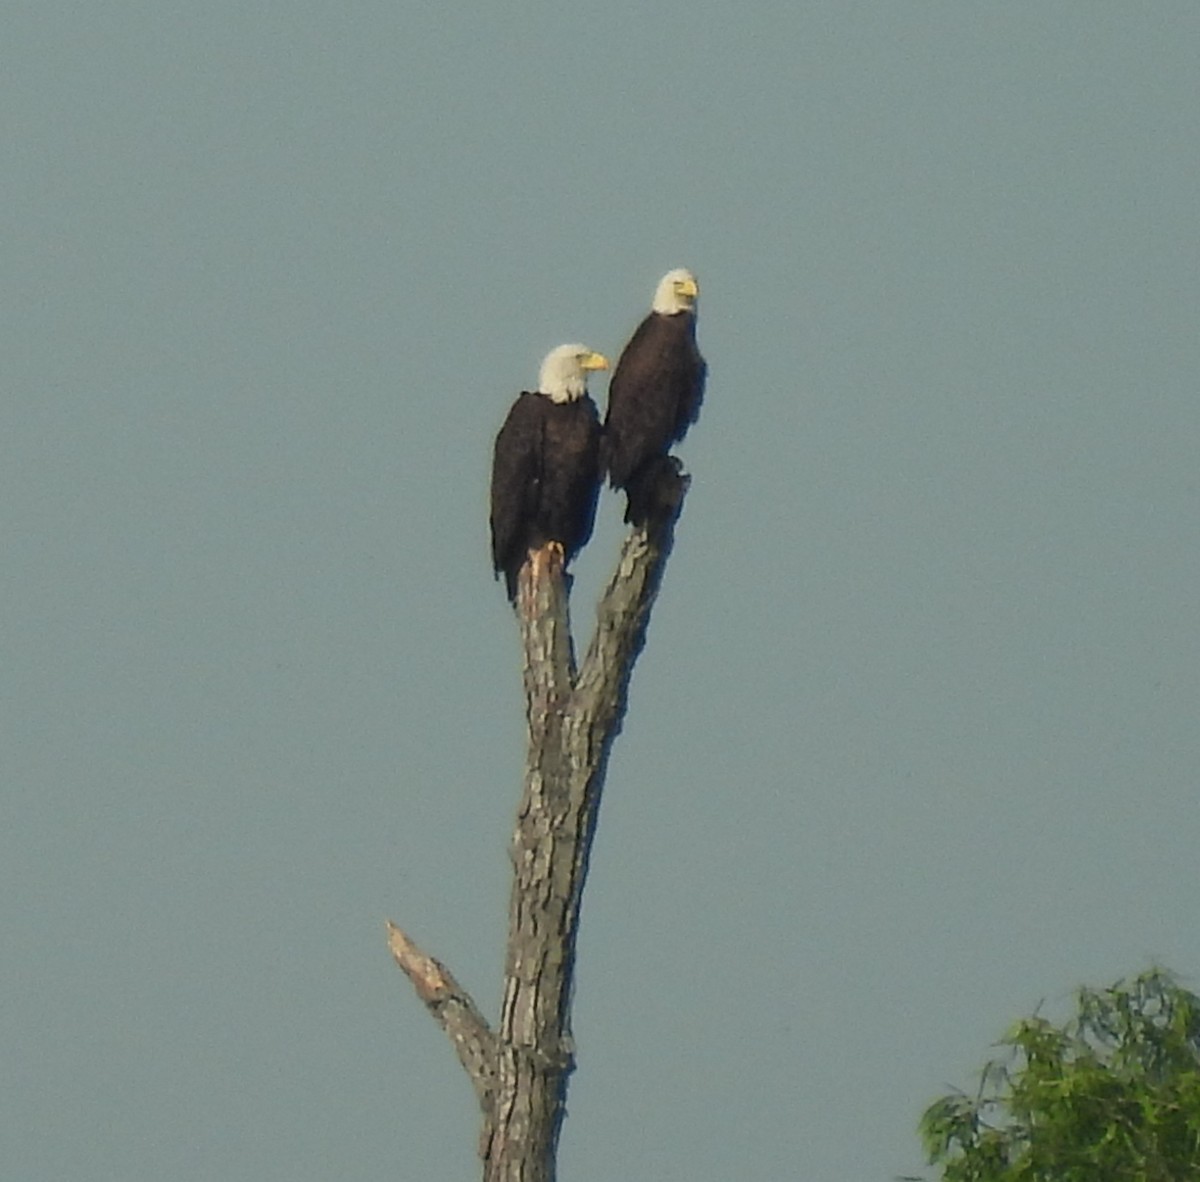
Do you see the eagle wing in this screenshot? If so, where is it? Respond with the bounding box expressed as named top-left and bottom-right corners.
top-left (490, 393), bottom-right (544, 584)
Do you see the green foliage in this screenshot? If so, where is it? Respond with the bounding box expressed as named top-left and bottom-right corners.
top-left (918, 968), bottom-right (1200, 1182)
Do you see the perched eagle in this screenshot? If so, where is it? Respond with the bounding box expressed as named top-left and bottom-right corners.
top-left (603, 268), bottom-right (707, 525)
top-left (490, 344), bottom-right (609, 601)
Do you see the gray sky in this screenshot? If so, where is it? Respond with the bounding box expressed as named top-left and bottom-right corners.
top-left (4, 4), bottom-right (1198, 1179)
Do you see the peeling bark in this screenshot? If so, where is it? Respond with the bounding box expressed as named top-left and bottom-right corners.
top-left (390, 479), bottom-right (688, 1181)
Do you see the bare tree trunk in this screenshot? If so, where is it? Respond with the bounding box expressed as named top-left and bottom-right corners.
top-left (389, 476), bottom-right (688, 1180)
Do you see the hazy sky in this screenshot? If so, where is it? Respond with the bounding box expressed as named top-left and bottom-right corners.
top-left (4, 4), bottom-right (1198, 1179)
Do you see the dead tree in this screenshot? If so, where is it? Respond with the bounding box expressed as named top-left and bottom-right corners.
top-left (389, 472), bottom-right (689, 1181)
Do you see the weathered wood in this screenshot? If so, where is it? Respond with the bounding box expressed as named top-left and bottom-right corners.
top-left (386, 921), bottom-right (497, 1111)
top-left (390, 481), bottom-right (688, 1182)
top-left (483, 545), bottom-right (578, 1180)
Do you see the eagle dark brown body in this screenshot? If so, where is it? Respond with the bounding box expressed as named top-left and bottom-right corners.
top-left (490, 391), bottom-right (601, 601)
top-left (603, 274), bottom-right (706, 526)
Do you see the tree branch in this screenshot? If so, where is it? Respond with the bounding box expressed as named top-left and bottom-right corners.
top-left (391, 476), bottom-right (690, 1182)
top-left (575, 471), bottom-right (689, 731)
top-left (386, 921), bottom-right (497, 1111)
top-left (486, 485), bottom-right (688, 1181)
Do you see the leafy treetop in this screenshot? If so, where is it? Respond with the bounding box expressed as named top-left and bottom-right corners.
top-left (918, 967), bottom-right (1200, 1182)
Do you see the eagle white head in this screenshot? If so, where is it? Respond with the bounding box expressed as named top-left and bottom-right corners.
top-left (537, 344), bottom-right (610, 405)
top-left (651, 268), bottom-right (700, 315)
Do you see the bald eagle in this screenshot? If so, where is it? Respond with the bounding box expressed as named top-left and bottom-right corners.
top-left (490, 344), bottom-right (609, 601)
top-left (603, 268), bottom-right (706, 525)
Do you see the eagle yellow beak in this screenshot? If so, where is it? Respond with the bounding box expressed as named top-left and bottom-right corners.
top-left (676, 276), bottom-right (699, 299)
top-left (581, 351), bottom-right (610, 371)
